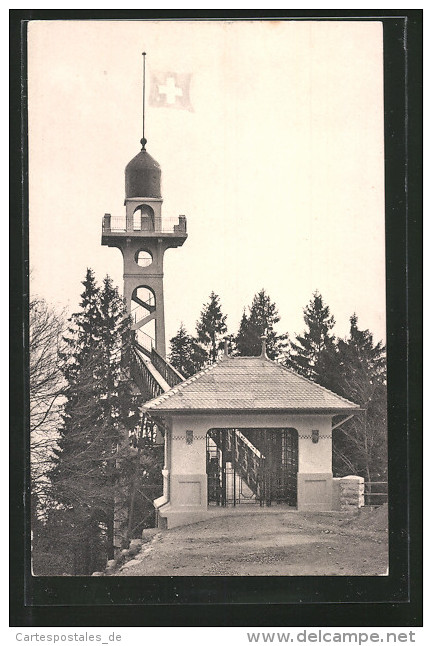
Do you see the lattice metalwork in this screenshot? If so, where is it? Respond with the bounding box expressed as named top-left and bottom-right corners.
top-left (150, 347), bottom-right (184, 388)
top-left (206, 428), bottom-right (299, 508)
top-left (129, 347), bottom-right (163, 402)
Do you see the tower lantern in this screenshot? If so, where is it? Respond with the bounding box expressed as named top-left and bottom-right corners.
top-left (101, 57), bottom-right (187, 358)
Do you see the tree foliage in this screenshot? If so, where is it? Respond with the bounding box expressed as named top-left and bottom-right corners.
top-left (287, 290), bottom-right (336, 379)
top-left (29, 297), bottom-right (66, 542)
top-left (327, 314), bottom-right (387, 481)
top-left (126, 434), bottom-right (164, 540)
top-left (235, 289), bottom-right (287, 360)
top-left (286, 292), bottom-right (387, 482)
top-left (48, 269), bottom-right (142, 574)
top-left (169, 322), bottom-right (208, 378)
top-left (196, 292), bottom-right (227, 363)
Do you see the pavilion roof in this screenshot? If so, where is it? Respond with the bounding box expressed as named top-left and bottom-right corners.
top-left (143, 355), bottom-right (360, 415)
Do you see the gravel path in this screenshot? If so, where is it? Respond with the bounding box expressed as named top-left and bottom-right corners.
top-left (117, 507), bottom-right (388, 576)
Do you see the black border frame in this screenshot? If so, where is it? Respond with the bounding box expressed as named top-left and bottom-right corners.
top-left (10, 9), bottom-right (422, 627)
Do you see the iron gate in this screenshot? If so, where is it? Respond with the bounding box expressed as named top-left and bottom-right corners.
top-left (206, 428), bottom-right (298, 507)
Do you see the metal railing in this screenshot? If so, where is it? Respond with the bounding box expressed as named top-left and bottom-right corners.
top-left (107, 216), bottom-right (128, 232)
top-left (208, 429), bottom-right (299, 507)
top-left (363, 481), bottom-right (388, 506)
top-left (150, 348), bottom-right (184, 388)
top-left (209, 429), bottom-right (263, 505)
top-left (130, 347), bottom-right (163, 403)
top-left (230, 430), bottom-right (263, 498)
top-left (103, 214), bottom-right (187, 234)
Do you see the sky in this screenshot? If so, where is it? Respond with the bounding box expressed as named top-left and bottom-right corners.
top-left (28, 19), bottom-right (386, 346)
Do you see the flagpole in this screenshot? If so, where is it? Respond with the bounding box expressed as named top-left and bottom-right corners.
top-left (142, 51), bottom-right (146, 149)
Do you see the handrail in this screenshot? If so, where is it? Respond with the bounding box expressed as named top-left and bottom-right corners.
top-left (231, 431), bottom-right (263, 495)
top-left (102, 214), bottom-right (187, 235)
top-left (151, 348), bottom-right (185, 388)
top-left (211, 429), bottom-right (263, 498)
top-left (235, 429), bottom-right (263, 458)
top-left (130, 347), bottom-right (163, 402)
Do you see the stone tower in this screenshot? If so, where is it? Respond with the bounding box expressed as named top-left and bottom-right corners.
top-left (101, 135), bottom-right (187, 358)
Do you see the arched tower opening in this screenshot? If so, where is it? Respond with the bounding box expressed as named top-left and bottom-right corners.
top-left (131, 286), bottom-right (157, 353)
top-left (133, 204), bottom-right (155, 232)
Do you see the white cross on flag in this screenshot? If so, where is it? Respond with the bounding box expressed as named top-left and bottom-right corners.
top-left (149, 72), bottom-right (193, 111)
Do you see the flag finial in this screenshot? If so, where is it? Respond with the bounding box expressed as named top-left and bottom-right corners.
top-left (141, 52), bottom-right (147, 149)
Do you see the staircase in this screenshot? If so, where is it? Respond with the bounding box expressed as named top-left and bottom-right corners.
top-left (228, 430), bottom-right (264, 499)
top-left (208, 429), bottom-right (264, 504)
top-left (150, 348), bottom-right (185, 389)
top-left (208, 428), bottom-right (298, 507)
top-left (130, 344), bottom-right (184, 403)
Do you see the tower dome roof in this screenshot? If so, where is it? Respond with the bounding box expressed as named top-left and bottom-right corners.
top-left (125, 138), bottom-right (161, 199)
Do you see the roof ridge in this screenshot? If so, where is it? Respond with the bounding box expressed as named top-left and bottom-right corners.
top-left (272, 359), bottom-right (360, 407)
top-left (227, 355), bottom-right (262, 359)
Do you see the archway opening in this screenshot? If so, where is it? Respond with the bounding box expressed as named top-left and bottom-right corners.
top-left (131, 286), bottom-right (156, 353)
top-left (133, 204), bottom-right (155, 232)
top-left (206, 428), bottom-right (298, 507)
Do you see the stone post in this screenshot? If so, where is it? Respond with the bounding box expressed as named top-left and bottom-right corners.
top-left (338, 475), bottom-right (365, 509)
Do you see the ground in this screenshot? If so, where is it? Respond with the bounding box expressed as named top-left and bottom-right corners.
top-left (116, 506), bottom-right (388, 576)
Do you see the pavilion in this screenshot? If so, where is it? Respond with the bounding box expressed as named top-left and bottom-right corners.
top-left (144, 341), bottom-right (360, 529)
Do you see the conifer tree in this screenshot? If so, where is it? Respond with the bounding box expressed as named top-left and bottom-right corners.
top-left (49, 269), bottom-right (141, 574)
top-left (50, 350), bottom-right (110, 574)
top-left (331, 314), bottom-right (387, 482)
top-left (98, 275), bottom-right (142, 439)
top-left (235, 309), bottom-right (253, 357)
top-left (235, 289), bottom-right (287, 360)
top-left (287, 291), bottom-right (336, 379)
top-left (169, 323), bottom-right (208, 378)
top-left (196, 292), bottom-right (227, 363)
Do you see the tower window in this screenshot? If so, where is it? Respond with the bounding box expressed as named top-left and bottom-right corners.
top-left (135, 250), bottom-right (153, 267)
top-left (133, 204), bottom-right (155, 232)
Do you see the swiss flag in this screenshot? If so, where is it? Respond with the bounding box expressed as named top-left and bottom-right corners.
top-left (149, 71), bottom-right (193, 111)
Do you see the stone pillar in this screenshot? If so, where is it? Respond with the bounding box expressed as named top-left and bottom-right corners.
top-left (338, 475), bottom-right (365, 509)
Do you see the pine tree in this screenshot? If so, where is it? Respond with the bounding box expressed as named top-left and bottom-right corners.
top-left (196, 292), bottom-right (227, 363)
top-left (331, 314), bottom-right (387, 483)
top-left (98, 275), bottom-right (142, 440)
top-left (235, 289), bottom-right (288, 360)
top-left (235, 309), bottom-right (253, 357)
top-left (49, 350), bottom-right (111, 574)
top-left (287, 291), bottom-right (336, 379)
top-left (49, 270), bottom-right (142, 574)
top-left (169, 323), bottom-right (208, 378)
top-left (96, 276), bottom-right (143, 553)
top-left (51, 270), bottom-right (103, 540)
